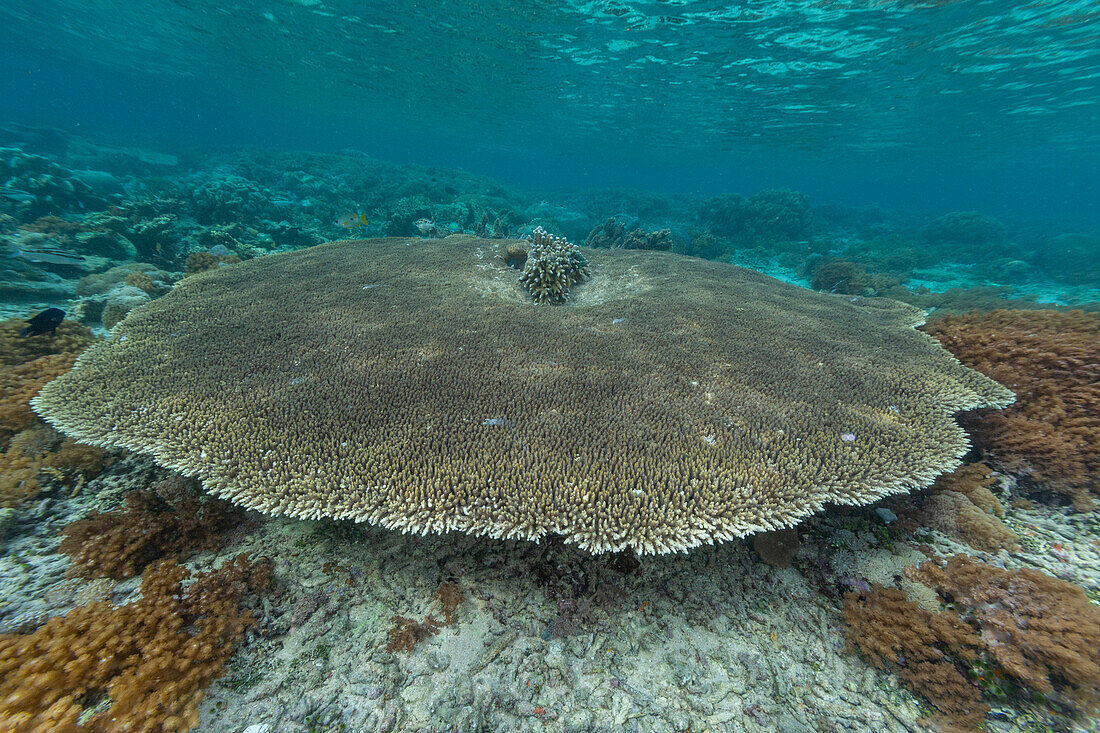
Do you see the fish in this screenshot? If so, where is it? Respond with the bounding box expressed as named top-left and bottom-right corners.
top-left (415, 218), bottom-right (436, 234)
top-left (19, 307), bottom-right (65, 337)
top-left (337, 212), bottom-right (368, 229)
top-left (3, 241), bottom-right (87, 266)
top-left (0, 189), bottom-right (36, 203)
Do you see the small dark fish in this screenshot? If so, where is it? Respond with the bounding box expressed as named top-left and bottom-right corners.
top-left (19, 307), bottom-right (64, 337)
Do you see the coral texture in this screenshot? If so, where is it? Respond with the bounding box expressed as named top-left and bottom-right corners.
top-left (0, 554), bottom-right (273, 732)
top-left (33, 237), bottom-right (1011, 554)
top-left (60, 490), bottom-right (243, 580)
top-left (519, 226), bottom-right (590, 303)
top-left (922, 309), bottom-right (1099, 508)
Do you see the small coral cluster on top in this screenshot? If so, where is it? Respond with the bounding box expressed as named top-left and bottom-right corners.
top-left (519, 226), bottom-right (590, 304)
top-left (0, 554), bottom-right (273, 732)
top-left (845, 555), bottom-right (1100, 731)
top-left (922, 309), bottom-right (1099, 509)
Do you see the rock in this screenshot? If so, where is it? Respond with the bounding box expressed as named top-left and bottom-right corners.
top-left (102, 284), bottom-right (151, 328)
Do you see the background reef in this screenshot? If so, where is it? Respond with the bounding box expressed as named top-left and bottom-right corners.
top-left (0, 125), bottom-right (1098, 733)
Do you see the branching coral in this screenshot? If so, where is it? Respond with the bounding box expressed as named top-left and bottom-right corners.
top-left (59, 490), bottom-right (244, 580)
top-left (922, 309), bottom-right (1100, 509)
top-left (519, 226), bottom-right (590, 303)
top-left (0, 554), bottom-right (273, 732)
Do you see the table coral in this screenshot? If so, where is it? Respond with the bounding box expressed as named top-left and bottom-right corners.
top-left (32, 237), bottom-right (1012, 555)
top-left (0, 553), bottom-right (273, 733)
top-left (922, 309), bottom-right (1100, 509)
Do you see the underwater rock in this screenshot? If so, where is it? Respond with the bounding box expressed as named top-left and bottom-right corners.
top-left (101, 285), bottom-right (151, 329)
top-left (33, 237), bottom-right (1012, 555)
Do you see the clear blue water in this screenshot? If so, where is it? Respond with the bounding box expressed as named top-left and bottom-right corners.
top-left (2, 0), bottom-right (1099, 227)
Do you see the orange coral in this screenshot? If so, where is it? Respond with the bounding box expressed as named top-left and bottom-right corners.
top-left (922, 310), bottom-right (1100, 509)
top-left (0, 553), bottom-right (273, 733)
top-left (843, 585), bottom-right (988, 731)
top-left (890, 463), bottom-right (1019, 552)
top-left (0, 316), bottom-right (101, 506)
top-left (60, 491), bottom-right (243, 580)
top-left (913, 555), bottom-right (1100, 712)
top-left (0, 424), bottom-right (109, 507)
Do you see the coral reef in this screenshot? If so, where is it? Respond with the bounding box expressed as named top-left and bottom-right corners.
top-left (584, 218), bottom-right (674, 251)
top-left (0, 554), bottom-right (273, 732)
top-left (920, 211), bottom-right (1010, 260)
top-left (697, 190), bottom-right (811, 246)
top-left (922, 309), bottom-right (1100, 509)
top-left (33, 238), bottom-right (1011, 555)
top-left (519, 226), bottom-right (590, 304)
top-left (59, 490), bottom-right (243, 580)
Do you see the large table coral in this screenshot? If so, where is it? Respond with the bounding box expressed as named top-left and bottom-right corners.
top-left (33, 237), bottom-right (1011, 554)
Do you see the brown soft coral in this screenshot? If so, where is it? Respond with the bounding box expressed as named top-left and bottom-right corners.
top-left (843, 585), bottom-right (988, 731)
top-left (60, 490), bottom-right (243, 580)
top-left (913, 555), bottom-right (1100, 712)
top-left (0, 319), bottom-right (95, 367)
top-left (0, 553), bottom-right (273, 733)
top-left (890, 463), bottom-right (1019, 553)
top-left (0, 424), bottom-right (110, 507)
top-left (922, 310), bottom-right (1100, 509)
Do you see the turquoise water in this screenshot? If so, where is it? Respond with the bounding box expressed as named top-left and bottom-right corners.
top-left (1, 3), bottom-right (1099, 733)
top-left (2, 0), bottom-right (1099, 223)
